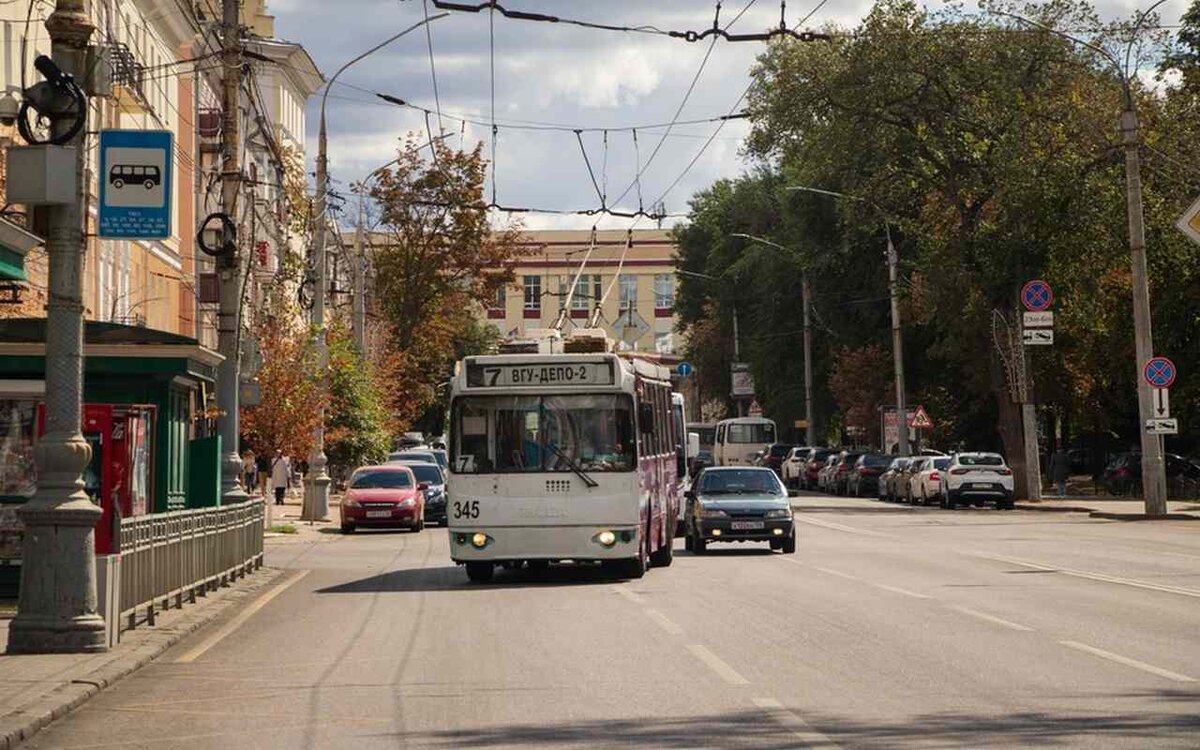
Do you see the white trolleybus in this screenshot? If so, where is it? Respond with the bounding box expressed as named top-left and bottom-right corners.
top-left (448, 347), bottom-right (680, 583)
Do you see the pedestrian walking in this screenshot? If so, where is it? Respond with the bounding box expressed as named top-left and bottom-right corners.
top-left (1048, 447), bottom-right (1070, 497)
top-left (270, 450), bottom-right (292, 506)
top-left (242, 450), bottom-right (257, 495)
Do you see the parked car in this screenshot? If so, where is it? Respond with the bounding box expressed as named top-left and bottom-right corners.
top-left (817, 454), bottom-right (840, 492)
top-left (940, 452), bottom-right (1014, 509)
top-left (908, 456), bottom-right (951, 505)
top-left (392, 460), bottom-right (448, 525)
top-left (781, 447), bottom-right (811, 487)
top-left (388, 449), bottom-right (438, 465)
top-left (803, 448), bottom-right (835, 490)
top-left (879, 457), bottom-right (912, 502)
top-left (684, 466), bottom-right (796, 554)
top-left (1102, 452), bottom-right (1200, 495)
top-left (762, 443), bottom-right (800, 476)
top-left (848, 453), bottom-right (892, 496)
top-left (339, 464), bottom-right (425, 534)
top-left (831, 451), bottom-right (863, 495)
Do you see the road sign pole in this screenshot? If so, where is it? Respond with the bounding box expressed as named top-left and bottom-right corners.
top-left (1016, 313), bottom-right (1042, 502)
top-left (802, 273), bottom-right (815, 446)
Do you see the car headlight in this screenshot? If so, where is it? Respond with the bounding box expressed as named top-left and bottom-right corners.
top-left (344, 498), bottom-right (360, 508)
top-left (765, 508), bottom-right (792, 519)
top-left (397, 497), bottom-right (415, 507)
top-left (699, 508), bottom-right (728, 519)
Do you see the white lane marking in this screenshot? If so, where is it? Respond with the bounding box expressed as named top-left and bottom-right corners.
top-left (752, 697), bottom-right (840, 748)
top-left (614, 586), bottom-right (644, 604)
top-left (968, 551), bottom-right (1200, 600)
top-left (811, 565), bottom-right (867, 583)
top-left (1059, 640), bottom-right (1196, 683)
top-left (687, 644), bottom-right (750, 686)
top-left (644, 608), bottom-right (684, 636)
top-left (175, 570), bottom-right (310, 664)
top-left (872, 583), bottom-right (930, 599)
top-left (949, 605), bottom-right (1035, 632)
top-left (796, 516), bottom-right (894, 539)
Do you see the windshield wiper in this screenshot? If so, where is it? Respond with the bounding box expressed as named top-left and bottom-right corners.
top-left (549, 444), bottom-right (598, 488)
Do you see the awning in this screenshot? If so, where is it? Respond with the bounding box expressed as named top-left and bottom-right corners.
top-left (0, 218), bottom-right (42, 282)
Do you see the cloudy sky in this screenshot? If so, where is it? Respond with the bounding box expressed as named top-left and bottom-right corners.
top-left (272, 0), bottom-right (1188, 230)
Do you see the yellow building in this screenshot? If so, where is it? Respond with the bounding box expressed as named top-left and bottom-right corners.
top-left (489, 229), bottom-right (681, 359)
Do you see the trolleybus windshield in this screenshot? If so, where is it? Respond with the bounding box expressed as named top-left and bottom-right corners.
top-left (452, 394), bottom-right (635, 474)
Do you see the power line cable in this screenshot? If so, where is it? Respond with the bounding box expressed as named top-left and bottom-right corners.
top-left (421, 0), bottom-right (445, 133)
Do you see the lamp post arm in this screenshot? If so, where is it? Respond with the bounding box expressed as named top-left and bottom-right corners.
top-left (1123, 0), bottom-right (1172, 82)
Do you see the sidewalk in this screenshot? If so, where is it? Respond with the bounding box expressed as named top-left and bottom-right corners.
top-left (0, 566), bottom-right (283, 749)
top-left (1015, 495), bottom-right (1200, 520)
top-left (262, 486), bottom-right (342, 541)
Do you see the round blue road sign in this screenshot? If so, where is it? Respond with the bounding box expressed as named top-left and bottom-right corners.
top-left (1143, 357), bottom-right (1176, 389)
top-left (1021, 279), bottom-right (1053, 312)
top-left (677, 361), bottom-right (694, 377)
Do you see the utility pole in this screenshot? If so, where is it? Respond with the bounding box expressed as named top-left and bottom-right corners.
top-left (7, 0), bottom-right (106, 654)
top-left (1122, 108), bottom-right (1167, 514)
top-left (802, 273), bottom-right (815, 446)
top-left (352, 200), bottom-right (365, 352)
top-left (216, 0), bottom-right (247, 505)
top-left (732, 302), bottom-right (745, 417)
top-left (885, 229), bottom-right (909, 456)
top-left (302, 98), bottom-right (332, 522)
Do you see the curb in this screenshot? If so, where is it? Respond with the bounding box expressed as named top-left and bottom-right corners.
top-left (0, 567), bottom-right (285, 750)
top-left (1014, 503), bottom-right (1098, 513)
top-left (1088, 511), bottom-right (1200, 521)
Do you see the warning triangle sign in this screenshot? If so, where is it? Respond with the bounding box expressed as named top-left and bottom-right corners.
top-left (908, 405), bottom-right (934, 429)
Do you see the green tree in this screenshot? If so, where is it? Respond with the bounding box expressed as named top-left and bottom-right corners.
top-left (324, 319), bottom-right (391, 474)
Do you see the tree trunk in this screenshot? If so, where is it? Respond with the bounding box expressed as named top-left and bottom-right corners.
top-left (991, 350), bottom-right (1030, 499)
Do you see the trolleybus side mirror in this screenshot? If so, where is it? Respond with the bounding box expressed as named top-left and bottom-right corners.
top-left (687, 432), bottom-right (700, 459)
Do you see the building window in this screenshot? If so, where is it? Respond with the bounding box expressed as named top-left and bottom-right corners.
top-left (619, 274), bottom-right (637, 311)
top-left (568, 272), bottom-right (600, 309)
top-left (654, 274), bottom-right (674, 317)
top-left (654, 331), bottom-right (674, 354)
top-left (523, 275), bottom-right (541, 319)
top-left (489, 285), bottom-right (506, 319)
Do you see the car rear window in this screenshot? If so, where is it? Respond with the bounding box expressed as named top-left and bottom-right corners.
top-left (840, 454), bottom-right (861, 465)
top-left (959, 455), bottom-right (1004, 466)
top-left (770, 445), bottom-right (793, 457)
top-left (863, 454), bottom-right (891, 466)
top-left (933, 458), bottom-right (950, 470)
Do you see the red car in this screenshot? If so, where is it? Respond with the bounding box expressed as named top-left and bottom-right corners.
top-left (339, 464), bottom-right (426, 534)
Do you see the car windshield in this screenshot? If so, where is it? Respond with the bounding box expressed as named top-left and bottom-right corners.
top-left (728, 422), bottom-right (776, 443)
top-left (699, 469), bottom-right (783, 496)
top-left (398, 463), bottom-right (444, 484)
top-left (451, 394), bottom-right (635, 473)
top-left (841, 454), bottom-right (861, 466)
top-left (390, 452), bottom-right (435, 463)
top-left (960, 454), bottom-right (1004, 466)
top-left (350, 470), bottom-right (413, 489)
top-left (891, 459), bottom-right (909, 470)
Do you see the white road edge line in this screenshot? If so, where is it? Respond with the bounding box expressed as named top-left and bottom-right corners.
top-left (175, 570), bottom-right (310, 664)
top-left (811, 565), bottom-right (867, 583)
top-left (949, 605), bottom-right (1035, 632)
top-left (968, 551), bottom-right (1200, 600)
top-left (686, 644), bottom-right (750, 686)
top-left (644, 608), bottom-right (684, 636)
top-left (614, 587), bottom-right (643, 604)
top-left (795, 516), bottom-right (894, 539)
top-left (872, 583), bottom-right (930, 599)
top-left (1059, 640), bottom-right (1196, 683)
top-left (752, 697), bottom-right (840, 748)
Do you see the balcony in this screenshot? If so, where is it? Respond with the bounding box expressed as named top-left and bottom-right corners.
top-left (109, 43), bottom-right (147, 114)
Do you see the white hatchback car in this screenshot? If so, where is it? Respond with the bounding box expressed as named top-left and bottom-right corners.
top-left (908, 456), bottom-right (951, 505)
top-left (940, 452), bottom-right (1015, 509)
top-left (781, 447), bottom-right (809, 487)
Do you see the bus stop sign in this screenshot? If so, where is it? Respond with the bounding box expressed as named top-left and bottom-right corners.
top-left (99, 129), bottom-right (172, 239)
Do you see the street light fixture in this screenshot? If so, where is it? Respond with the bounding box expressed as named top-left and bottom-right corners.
top-left (302, 13), bottom-right (448, 523)
top-left (988, 5), bottom-right (1169, 515)
top-left (786, 186), bottom-right (908, 456)
top-left (730, 233), bottom-right (815, 447)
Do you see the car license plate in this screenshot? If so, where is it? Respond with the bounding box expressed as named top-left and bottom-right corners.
top-left (969, 483), bottom-right (990, 489)
top-left (731, 520), bottom-right (765, 530)
top-left (365, 510), bottom-right (392, 518)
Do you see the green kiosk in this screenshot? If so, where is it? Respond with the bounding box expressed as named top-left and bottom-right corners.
top-left (0, 318), bottom-right (224, 597)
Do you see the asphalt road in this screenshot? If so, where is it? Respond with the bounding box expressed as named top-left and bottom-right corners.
top-left (22, 494), bottom-right (1200, 749)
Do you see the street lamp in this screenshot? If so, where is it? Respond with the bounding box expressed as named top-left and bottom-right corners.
top-left (989, 5), bottom-right (1169, 515)
top-left (302, 13), bottom-right (448, 523)
top-left (730, 233), bottom-right (815, 446)
top-left (786, 186), bottom-right (908, 455)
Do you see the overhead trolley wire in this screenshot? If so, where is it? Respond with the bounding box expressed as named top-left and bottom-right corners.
top-left (421, 0), bottom-right (445, 133)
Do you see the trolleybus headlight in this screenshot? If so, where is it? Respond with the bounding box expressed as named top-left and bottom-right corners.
top-left (471, 532), bottom-right (491, 549)
top-left (593, 530), bottom-right (617, 547)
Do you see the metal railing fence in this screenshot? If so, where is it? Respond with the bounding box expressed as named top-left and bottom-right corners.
top-left (116, 498), bottom-right (264, 632)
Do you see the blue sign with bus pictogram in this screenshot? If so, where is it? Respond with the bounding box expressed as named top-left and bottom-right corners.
top-left (1020, 279), bottom-right (1053, 312)
top-left (98, 129), bottom-right (172, 239)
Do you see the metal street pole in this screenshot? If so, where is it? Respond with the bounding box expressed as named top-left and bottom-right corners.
top-left (990, 7), bottom-right (1167, 514)
top-left (352, 200), bottom-right (365, 352)
top-left (8, 0), bottom-right (107, 653)
top-left (302, 14), bottom-right (447, 523)
top-left (216, 0), bottom-right (248, 506)
top-left (730, 233), bottom-right (815, 444)
top-left (786, 186), bottom-right (908, 454)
